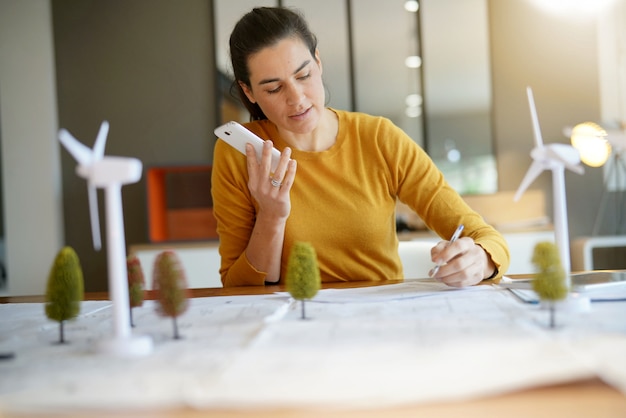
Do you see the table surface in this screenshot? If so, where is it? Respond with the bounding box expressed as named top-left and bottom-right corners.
top-left (2, 278), bottom-right (625, 418)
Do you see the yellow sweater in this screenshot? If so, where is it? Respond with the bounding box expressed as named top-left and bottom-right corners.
top-left (211, 109), bottom-right (510, 287)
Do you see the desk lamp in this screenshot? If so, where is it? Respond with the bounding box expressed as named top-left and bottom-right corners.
top-left (566, 121), bottom-right (626, 235)
top-left (514, 87), bottom-right (584, 283)
top-left (58, 121), bottom-right (153, 357)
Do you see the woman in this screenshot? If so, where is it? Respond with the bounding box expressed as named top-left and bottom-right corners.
top-left (211, 6), bottom-right (509, 287)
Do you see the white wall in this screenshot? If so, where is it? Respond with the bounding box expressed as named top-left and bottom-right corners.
top-left (598, 0), bottom-right (626, 193)
top-left (0, 0), bottom-right (64, 296)
top-left (598, 0), bottom-right (626, 126)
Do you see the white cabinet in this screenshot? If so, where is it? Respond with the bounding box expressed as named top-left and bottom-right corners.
top-left (129, 243), bottom-right (222, 289)
top-left (501, 230), bottom-right (555, 274)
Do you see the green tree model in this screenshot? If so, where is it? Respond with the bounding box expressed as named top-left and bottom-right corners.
top-left (531, 241), bottom-right (568, 328)
top-left (45, 246), bottom-right (85, 344)
top-left (152, 250), bottom-right (189, 339)
top-left (286, 242), bottom-right (321, 320)
top-left (127, 254), bottom-right (145, 328)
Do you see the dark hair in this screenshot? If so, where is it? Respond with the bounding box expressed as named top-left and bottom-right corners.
top-left (229, 7), bottom-right (318, 120)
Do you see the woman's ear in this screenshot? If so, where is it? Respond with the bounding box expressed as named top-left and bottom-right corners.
top-left (238, 81), bottom-right (256, 104)
top-left (315, 48), bottom-right (322, 75)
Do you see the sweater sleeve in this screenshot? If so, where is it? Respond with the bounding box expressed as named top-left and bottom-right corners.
top-left (211, 138), bottom-right (268, 287)
top-left (378, 119), bottom-right (510, 280)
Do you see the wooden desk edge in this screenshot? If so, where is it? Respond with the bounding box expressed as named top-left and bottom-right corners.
top-left (0, 279), bottom-right (404, 303)
top-left (1, 277), bottom-right (506, 303)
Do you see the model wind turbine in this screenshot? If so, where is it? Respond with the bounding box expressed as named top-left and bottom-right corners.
top-left (514, 87), bottom-right (584, 283)
top-left (59, 121), bottom-right (152, 356)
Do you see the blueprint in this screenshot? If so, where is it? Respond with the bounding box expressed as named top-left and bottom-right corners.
top-left (1, 280), bottom-right (625, 412)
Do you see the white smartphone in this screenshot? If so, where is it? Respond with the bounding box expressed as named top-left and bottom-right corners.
top-left (214, 121), bottom-right (281, 172)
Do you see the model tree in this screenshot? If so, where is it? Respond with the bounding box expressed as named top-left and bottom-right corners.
top-left (152, 250), bottom-right (189, 339)
top-left (127, 254), bottom-right (145, 327)
top-left (286, 242), bottom-right (321, 320)
top-left (531, 241), bottom-right (568, 328)
top-left (45, 246), bottom-right (85, 344)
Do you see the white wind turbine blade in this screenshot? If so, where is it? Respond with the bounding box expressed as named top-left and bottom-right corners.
top-left (93, 120), bottom-right (109, 161)
top-left (514, 160), bottom-right (544, 202)
top-left (58, 126), bottom-right (103, 250)
top-left (58, 129), bottom-right (93, 166)
top-left (87, 181), bottom-right (102, 251)
top-left (526, 86), bottom-right (544, 148)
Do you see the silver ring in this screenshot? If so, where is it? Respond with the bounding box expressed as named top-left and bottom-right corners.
top-left (270, 177), bottom-right (282, 188)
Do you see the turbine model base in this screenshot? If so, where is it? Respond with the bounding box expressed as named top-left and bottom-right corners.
top-left (539, 293), bottom-right (591, 313)
top-left (96, 335), bottom-right (153, 357)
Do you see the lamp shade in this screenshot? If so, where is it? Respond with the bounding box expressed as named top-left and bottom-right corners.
top-left (570, 122), bottom-right (611, 167)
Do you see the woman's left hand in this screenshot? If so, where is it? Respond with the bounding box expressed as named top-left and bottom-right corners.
top-left (429, 237), bottom-right (496, 287)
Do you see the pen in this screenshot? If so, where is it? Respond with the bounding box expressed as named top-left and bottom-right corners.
top-left (431, 224), bottom-right (464, 276)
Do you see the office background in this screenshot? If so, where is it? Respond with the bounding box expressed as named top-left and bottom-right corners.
top-left (0, 0), bottom-right (623, 294)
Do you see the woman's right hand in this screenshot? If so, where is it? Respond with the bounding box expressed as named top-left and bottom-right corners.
top-left (243, 140), bottom-right (297, 283)
top-left (245, 140), bottom-right (297, 221)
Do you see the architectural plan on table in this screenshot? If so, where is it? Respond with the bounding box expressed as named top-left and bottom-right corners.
top-left (1, 279), bottom-right (625, 412)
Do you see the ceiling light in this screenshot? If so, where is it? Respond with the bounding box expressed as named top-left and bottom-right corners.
top-left (569, 122), bottom-right (611, 167)
top-left (404, 0), bottom-right (419, 13)
top-left (405, 106), bottom-right (422, 118)
top-left (405, 93), bottom-right (422, 107)
top-left (405, 55), bottom-right (422, 69)
top-left (529, 0), bottom-right (616, 16)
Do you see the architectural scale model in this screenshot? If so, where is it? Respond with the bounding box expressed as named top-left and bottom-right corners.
top-left (514, 87), bottom-right (584, 283)
top-left (58, 121), bottom-right (153, 356)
